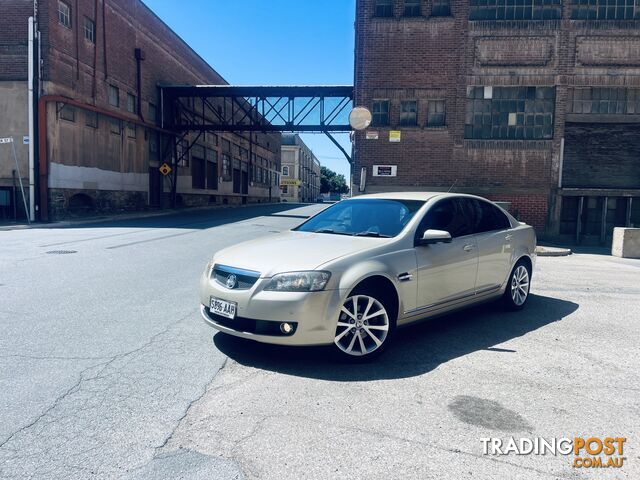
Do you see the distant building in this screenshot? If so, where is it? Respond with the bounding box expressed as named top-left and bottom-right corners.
top-left (280, 134), bottom-right (321, 203)
top-left (354, 0), bottom-right (640, 244)
top-left (0, 0), bottom-right (281, 221)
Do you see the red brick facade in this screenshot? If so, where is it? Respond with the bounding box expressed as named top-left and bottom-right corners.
top-left (2, 0), bottom-right (281, 220)
top-left (354, 0), bottom-right (640, 238)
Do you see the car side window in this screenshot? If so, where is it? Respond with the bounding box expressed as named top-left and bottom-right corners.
top-left (416, 199), bottom-right (474, 240)
top-left (473, 200), bottom-right (511, 233)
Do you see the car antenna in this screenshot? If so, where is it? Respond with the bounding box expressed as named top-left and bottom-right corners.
top-left (447, 180), bottom-right (458, 193)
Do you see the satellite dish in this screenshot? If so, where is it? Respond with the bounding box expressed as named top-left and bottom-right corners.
top-left (349, 107), bottom-right (372, 131)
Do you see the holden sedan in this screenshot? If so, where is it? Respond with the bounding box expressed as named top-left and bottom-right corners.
top-left (200, 193), bottom-right (536, 360)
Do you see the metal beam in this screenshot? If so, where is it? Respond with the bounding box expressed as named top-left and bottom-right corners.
top-left (160, 85), bottom-right (354, 133)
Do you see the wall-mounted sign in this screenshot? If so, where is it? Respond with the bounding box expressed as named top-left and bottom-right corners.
top-left (389, 130), bottom-right (401, 143)
top-left (365, 130), bottom-right (379, 140)
top-left (280, 179), bottom-right (301, 186)
top-left (23, 136), bottom-right (29, 145)
top-left (159, 163), bottom-right (172, 176)
top-left (0, 137), bottom-right (14, 144)
top-left (373, 165), bottom-right (398, 177)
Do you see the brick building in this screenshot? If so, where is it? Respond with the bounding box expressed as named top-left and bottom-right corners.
top-left (280, 134), bottom-right (321, 203)
top-left (0, 0), bottom-right (281, 221)
top-left (354, 0), bottom-right (640, 243)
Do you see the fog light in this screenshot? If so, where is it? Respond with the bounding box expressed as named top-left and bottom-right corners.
top-left (280, 322), bottom-right (293, 335)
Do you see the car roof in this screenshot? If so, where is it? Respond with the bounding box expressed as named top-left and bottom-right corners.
top-left (352, 192), bottom-right (487, 202)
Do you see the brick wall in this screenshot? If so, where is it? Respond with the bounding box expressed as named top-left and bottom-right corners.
top-left (0, 0), bottom-right (32, 80)
top-left (354, 0), bottom-right (640, 235)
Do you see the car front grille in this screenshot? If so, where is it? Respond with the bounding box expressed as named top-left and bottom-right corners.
top-left (212, 264), bottom-right (261, 290)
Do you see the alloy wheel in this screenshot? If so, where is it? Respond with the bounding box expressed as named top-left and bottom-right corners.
top-left (511, 265), bottom-right (530, 306)
top-left (334, 295), bottom-right (389, 356)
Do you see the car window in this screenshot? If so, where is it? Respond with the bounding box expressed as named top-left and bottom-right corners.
top-left (472, 199), bottom-right (511, 233)
top-left (416, 198), bottom-right (475, 239)
top-left (295, 199), bottom-right (424, 237)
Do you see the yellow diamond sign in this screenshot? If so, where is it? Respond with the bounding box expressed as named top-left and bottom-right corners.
top-left (159, 163), bottom-right (172, 176)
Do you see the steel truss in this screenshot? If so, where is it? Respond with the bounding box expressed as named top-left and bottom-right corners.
top-left (160, 85), bottom-right (354, 133)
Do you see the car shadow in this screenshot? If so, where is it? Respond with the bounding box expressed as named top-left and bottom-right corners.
top-left (213, 294), bottom-right (579, 381)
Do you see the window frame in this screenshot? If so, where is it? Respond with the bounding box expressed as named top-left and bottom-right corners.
top-left (372, 99), bottom-right (390, 127)
top-left (282, 166), bottom-right (289, 176)
top-left (427, 99), bottom-right (446, 127)
top-left (58, 1), bottom-right (71, 28)
top-left (404, 0), bottom-right (422, 16)
top-left (375, 0), bottom-right (395, 17)
top-left (108, 85), bottom-right (119, 108)
top-left (126, 93), bottom-right (137, 114)
top-left (83, 16), bottom-right (95, 43)
top-left (400, 100), bottom-right (418, 127)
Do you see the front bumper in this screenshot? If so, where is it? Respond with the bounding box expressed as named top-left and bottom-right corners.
top-left (199, 269), bottom-right (344, 346)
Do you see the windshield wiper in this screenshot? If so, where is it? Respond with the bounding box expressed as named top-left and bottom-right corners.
top-left (313, 228), bottom-right (353, 236)
top-left (354, 231), bottom-right (391, 238)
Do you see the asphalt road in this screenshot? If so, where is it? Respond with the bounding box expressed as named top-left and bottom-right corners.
top-left (0, 204), bottom-right (638, 479)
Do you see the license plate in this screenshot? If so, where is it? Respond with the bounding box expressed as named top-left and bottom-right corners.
top-left (209, 297), bottom-right (237, 320)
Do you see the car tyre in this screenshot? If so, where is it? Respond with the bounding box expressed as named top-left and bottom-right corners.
top-left (331, 287), bottom-right (396, 362)
top-left (503, 259), bottom-right (532, 311)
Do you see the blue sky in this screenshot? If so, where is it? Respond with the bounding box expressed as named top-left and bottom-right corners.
top-left (144, 0), bottom-right (355, 179)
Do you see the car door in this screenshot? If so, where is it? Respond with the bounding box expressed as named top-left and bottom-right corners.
top-left (465, 198), bottom-right (514, 294)
top-left (413, 198), bottom-right (479, 312)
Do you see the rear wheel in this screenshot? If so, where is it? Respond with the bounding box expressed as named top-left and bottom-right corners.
top-left (333, 291), bottom-right (395, 361)
top-left (503, 260), bottom-right (531, 310)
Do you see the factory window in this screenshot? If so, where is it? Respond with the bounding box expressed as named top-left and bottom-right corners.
top-left (404, 0), bottom-right (422, 16)
top-left (282, 185), bottom-right (289, 194)
top-left (568, 88), bottom-right (640, 114)
top-left (205, 132), bottom-right (218, 146)
top-left (148, 103), bottom-right (157, 124)
top-left (126, 93), bottom-right (137, 114)
top-left (177, 140), bottom-right (189, 167)
top-left (222, 138), bottom-right (231, 152)
top-left (222, 154), bottom-right (231, 180)
top-left (58, 1), bottom-right (71, 28)
top-left (432, 0), bottom-right (451, 16)
top-left (206, 149), bottom-right (218, 190)
top-left (85, 110), bottom-right (98, 128)
top-left (427, 100), bottom-right (446, 126)
top-left (469, 0), bottom-right (562, 20)
top-left (372, 100), bottom-right (390, 126)
top-left (282, 166), bottom-right (290, 176)
top-left (400, 101), bottom-right (418, 126)
top-left (58, 103), bottom-right (75, 122)
top-left (149, 131), bottom-right (158, 162)
top-left (126, 122), bottom-right (136, 139)
top-left (108, 85), bottom-right (119, 107)
top-left (83, 17), bottom-right (95, 43)
top-left (571, 0), bottom-right (640, 19)
top-left (110, 118), bottom-right (121, 135)
top-left (375, 0), bottom-right (394, 17)
top-left (464, 86), bottom-right (555, 139)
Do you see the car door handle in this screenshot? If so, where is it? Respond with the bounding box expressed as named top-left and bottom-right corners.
top-left (505, 234), bottom-right (513, 241)
top-left (463, 244), bottom-right (475, 252)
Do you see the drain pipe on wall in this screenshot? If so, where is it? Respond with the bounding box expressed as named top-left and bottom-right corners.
top-left (28, 16), bottom-right (35, 222)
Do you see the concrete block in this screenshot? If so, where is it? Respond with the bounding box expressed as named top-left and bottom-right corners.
top-left (612, 228), bottom-right (640, 259)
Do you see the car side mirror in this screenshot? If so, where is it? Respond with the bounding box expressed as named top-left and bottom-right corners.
top-left (418, 229), bottom-right (452, 245)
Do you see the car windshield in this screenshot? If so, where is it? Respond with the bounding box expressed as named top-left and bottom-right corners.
top-left (295, 199), bottom-right (425, 238)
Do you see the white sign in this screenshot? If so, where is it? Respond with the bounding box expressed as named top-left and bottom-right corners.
top-left (373, 165), bottom-right (398, 177)
top-left (365, 130), bottom-right (379, 140)
top-left (0, 137), bottom-right (14, 144)
top-left (23, 136), bottom-right (29, 145)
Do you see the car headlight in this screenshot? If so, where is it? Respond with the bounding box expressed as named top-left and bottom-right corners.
top-left (264, 271), bottom-right (331, 292)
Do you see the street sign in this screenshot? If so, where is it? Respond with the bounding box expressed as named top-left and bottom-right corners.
top-left (0, 137), bottom-right (14, 144)
top-left (23, 136), bottom-right (29, 145)
top-left (389, 131), bottom-right (401, 143)
top-left (159, 163), bottom-right (172, 176)
top-left (373, 165), bottom-right (398, 177)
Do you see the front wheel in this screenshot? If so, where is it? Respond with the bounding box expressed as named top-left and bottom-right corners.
top-left (332, 292), bottom-right (394, 361)
top-left (503, 261), bottom-right (531, 310)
